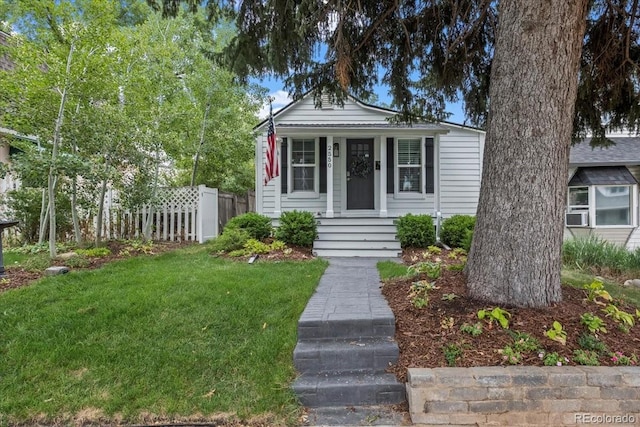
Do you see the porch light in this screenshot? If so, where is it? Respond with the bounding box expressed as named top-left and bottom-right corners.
top-left (333, 142), bottom-right (340, 157)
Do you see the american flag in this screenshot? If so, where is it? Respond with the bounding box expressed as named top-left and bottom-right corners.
top-left (264, 102), bottom-right (279, 185)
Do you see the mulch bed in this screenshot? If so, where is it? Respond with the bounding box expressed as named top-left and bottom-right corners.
top-left (382, 248), bottom-right (640, 382)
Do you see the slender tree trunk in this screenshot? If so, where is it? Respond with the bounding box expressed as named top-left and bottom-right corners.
top-left (70, 140), bottom-right (82, 244)
top-left (142, 146), bottom-right (161, 241)
top-left (71, 177), bottom-right (82, 243)
top-left (38, 188), bottom-right (48, 245)
top-left (95, 171), bottom-right (110, 246)
top-left (48, 42), bottom-right (74, 258)
top-left (466, 0), bottom-right (589, 308)
top-left (191, 102), bottom-right (211, 187)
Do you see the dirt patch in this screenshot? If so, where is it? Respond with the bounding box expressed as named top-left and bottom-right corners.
top-left (383, 248), bottom-right (640, 382)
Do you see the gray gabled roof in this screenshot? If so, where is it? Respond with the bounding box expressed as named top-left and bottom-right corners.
top-left (570, 137), bottom-right (640, 166)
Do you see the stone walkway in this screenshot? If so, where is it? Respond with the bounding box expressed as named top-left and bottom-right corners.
top-left (292, 258), bottom-right (407, 426)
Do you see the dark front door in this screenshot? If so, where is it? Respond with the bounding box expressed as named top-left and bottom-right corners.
top-left (347, 139), bottom-right (375, 210)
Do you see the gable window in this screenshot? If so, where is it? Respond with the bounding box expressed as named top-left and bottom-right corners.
top-left (397, 138), bottom-right (422, 193)
top-left (291, 138), bottom-right (317, 192)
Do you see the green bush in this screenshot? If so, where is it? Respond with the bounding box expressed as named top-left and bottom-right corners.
top-left (461, 228), bottom-right (474, 252)
top-left (441, 215), bottom-right (476, 248)
top-left (76, 247), bottom-right (112, 258)
top-left (395, 214), bottom-right (435, 248)
top-left (4, 188), bottom-right (73, 244)
top-left (210, 228), bottom-right (250, 252)
top-left (275, 211), bottom-right (317, 247)
top-left (224, 212), bottom-right (273, 240)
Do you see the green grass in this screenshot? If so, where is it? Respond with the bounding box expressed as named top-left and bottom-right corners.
top-left (377, 260), bottom-right (408, 280)
top-left (562, 268), bottom-right (640, 307)
top-left (3, 251), bottom-right (39, 267)
top-left (0, 245), bottom-right (327, 426)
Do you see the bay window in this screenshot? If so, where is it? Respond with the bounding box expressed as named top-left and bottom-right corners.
top-left (567, 166), bottom-right (637, 227)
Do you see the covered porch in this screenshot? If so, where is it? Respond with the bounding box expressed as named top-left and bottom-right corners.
top-left (270, 124), bottom-right (449, 219)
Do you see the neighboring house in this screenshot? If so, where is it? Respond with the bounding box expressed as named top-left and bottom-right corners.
top-left (254, 93), bottom-right (486, 257)
top-left (566, 135), bottom-right (640, 249)
top-left (0, 30), bottom-right (21, 194)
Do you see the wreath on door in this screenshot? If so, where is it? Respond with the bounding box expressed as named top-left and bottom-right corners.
top-left (349, 155), bottom-right (372, 178)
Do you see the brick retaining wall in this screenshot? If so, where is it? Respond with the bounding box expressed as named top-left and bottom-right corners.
top-left (407, 366), bottom-right (640, 426)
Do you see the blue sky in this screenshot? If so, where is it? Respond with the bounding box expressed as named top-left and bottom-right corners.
top-left (255, 75), bottom-right (467, 124)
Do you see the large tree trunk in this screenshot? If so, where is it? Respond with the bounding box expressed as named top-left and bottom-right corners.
top-left (466, 0), bottom-right (589, 308)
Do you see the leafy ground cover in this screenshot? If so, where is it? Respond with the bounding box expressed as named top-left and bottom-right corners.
top-left (0, 242), bottom-right (326, 426)
top-left (380, 248), bottom-right (640, 382)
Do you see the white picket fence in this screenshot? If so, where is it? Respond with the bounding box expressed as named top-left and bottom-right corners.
top-left (99, 185), bottom-right (218, 243)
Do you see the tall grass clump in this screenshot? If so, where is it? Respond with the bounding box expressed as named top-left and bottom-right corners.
top-left (562, 236), bottom-right (640, 276)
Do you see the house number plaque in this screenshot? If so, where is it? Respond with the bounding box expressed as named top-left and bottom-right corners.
top-left (327, 144), bottom-right (332, 169)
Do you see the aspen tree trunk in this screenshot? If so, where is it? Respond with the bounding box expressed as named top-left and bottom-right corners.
top-left (466, 0), bottom-right (589, 307)
top-left (48, 42), bottom-right (74, 258)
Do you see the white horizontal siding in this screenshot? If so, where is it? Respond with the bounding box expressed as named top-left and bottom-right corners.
top-left (387, 195), bottom-right (435, 216)
top-left (276, 96), bottom-right (393, 125)
top-left (564, 227), bottom-right (633, 247)
top-left (282, 195), bottom-right (327, 213)
top-left (438, 128), bottom-right (482, 217)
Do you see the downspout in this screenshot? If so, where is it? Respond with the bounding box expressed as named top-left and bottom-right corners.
top-left (434, 134), bottom-right (442, 243)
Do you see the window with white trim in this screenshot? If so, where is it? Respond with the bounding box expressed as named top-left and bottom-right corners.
top-left (595, 186), bottom-right (631, 226)
top-left (568, 187), bottom-right (589, 213)
top-left (397, 138), bottom-right (422, 193)
top-left (291, 138), bottom-right (316, 192)
top-left (567, 185), bottom-right (633, 226)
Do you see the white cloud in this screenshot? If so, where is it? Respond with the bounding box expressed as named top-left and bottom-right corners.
top-left (258, 90), bottom-right (292, 119)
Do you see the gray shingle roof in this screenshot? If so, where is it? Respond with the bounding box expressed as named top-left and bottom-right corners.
top-left (568, 166), bottom-right (638, 186)
top-left (570, 137), bottom-right (640, 166)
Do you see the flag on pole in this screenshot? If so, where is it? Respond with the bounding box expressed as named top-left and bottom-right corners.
top-left (264, 101), bottom-right (279, 185)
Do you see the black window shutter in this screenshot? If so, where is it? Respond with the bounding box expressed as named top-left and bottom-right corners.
top-left (281, 138), bottom-right (288, 194)
top-left (386, 138), bottom-right (394, 194)
top-left (425, 137), bottom-right (434, 194)
top-left (319, 137), bottom-right (327, 193)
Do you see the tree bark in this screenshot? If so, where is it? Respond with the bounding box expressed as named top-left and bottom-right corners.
top-left (48, 41), bottom-right (74, 258)
top-left (466, 0), bottom-right (589, 308)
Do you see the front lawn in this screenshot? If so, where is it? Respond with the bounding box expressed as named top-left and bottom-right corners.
top-left (0, 245), bottom-right (327, 426)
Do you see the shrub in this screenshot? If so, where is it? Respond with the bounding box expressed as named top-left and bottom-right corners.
top-left (224, 212), bottom-right (273, 240)
top-left (76, 247), bottom-right (112, 258)
top-left (210, 228), bottom-right (250, 252)
top-left (275, 210), bottom-right (317, 247)
top-left (395, 214), bottom-right (435, 248)
top-left (65, 254), bottom-right (90, 268)
top-left (461, 228), bottom-right (473, 252)
top-left (440, 215), bottom-right (476, 248)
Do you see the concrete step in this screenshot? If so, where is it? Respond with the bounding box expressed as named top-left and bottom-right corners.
top-left (294, 338), bottom-right (399, 374)
top-left (316, 224), bottom-right (397, 234)
top-left (314, 240), bottom-right (401, 250)
top-left (292, 372), bottom-right (406, 407)
top-left (313, 248), bottom-right (401, 258)
top-left (315, 218), bottom-right (397, 226)
top-left (298, 317), bottom-right (396, 341)
top-left (317, 232), bottom-right (398, 241)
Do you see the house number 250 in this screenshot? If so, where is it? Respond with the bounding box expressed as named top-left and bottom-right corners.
top-left (327, 144), bottom-right (333, 169)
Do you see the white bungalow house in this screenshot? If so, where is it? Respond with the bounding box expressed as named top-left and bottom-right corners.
top-left (254, 93), bottom-right (486, 257)
top-left (566, 135), bottom-right (640, 249)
